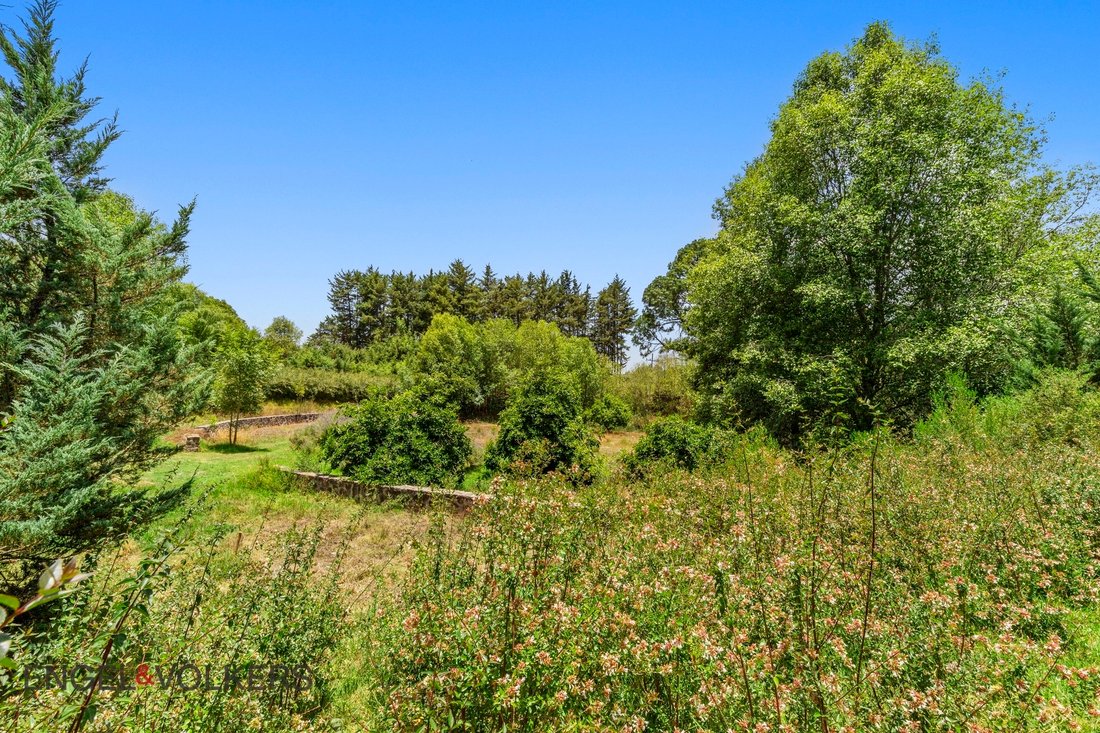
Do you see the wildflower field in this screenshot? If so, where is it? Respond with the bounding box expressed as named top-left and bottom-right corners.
top-left (341, 381), bottom-right (1100, 731)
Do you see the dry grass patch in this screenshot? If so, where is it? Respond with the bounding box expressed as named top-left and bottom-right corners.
top-left (598, 429), bottom-right (643, 456)
top-left (464, 420), bottom-right (499, 457)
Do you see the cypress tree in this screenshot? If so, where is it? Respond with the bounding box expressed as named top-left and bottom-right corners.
top-left (0, 2), bottom-right (205, 583)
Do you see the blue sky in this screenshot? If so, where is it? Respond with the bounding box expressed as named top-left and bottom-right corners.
top-left (20, 1), bottom-right (1100, 335)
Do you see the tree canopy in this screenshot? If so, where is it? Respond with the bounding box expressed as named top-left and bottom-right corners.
top-left (680, 23), bottom-right (1097, 440)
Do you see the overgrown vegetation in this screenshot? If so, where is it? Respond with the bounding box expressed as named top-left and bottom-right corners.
top-left (348, 372), bottom-right (1100, 730)
top-left (0, 471), bottom-right (349, 732)
top-left (4, 4), bottom-right (1100, 731)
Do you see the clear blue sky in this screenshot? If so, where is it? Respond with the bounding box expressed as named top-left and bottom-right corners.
top-left (20, 1), bottom-right (1100, 336)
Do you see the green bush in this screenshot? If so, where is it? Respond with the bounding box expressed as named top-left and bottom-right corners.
top-left (484, 376), bottom-right (598, 480)
top-left (917, 368), bottom-right (1100, 451)
top-left (583, 393), bottom-right (632, 431)
top-left (411, 315), bottom-right (608, 419)
top-left (319, 391), bottom-right (471, 486)
top-left (623, 415), bottom-right (716, 475)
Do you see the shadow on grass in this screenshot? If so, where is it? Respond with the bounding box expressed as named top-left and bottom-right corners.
top-left (204, 443), bottom-right (270, 454)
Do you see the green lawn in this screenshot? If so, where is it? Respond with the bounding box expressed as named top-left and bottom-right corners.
top-left (137, 423), bottom-right (437, 601)
top-left (143, 433), bottom-right (297, 488)
top-left (138, 424), bottom-right (369, 545)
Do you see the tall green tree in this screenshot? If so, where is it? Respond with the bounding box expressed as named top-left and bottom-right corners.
top-left (553, 270), bottom-right (592, 337)
top-left (263, 315), bottom-right (302, 357)
top-left (212, 330), bottom-right (274, 445)
top-left (446, 259), bottom-right (482, 321)
top-left (685, 23), bottom-right (1095, 440)
top-left (591, 276), bottom-right (636, 367)
top-left (0, 1), bottom-right (204, 580)
top-left (498, 274), bottom-right (531, 326)
top-left (634, 238), bottom-right (710, 359)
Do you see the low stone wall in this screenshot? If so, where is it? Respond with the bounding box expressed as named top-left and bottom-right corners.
top-left (282, 468), bottom-right (488, 510)
top-left (194, 412), bottom-right (323, 436)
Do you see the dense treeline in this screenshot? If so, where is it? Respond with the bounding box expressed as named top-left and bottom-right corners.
top-left (313, 260), bottom-right (637, 365)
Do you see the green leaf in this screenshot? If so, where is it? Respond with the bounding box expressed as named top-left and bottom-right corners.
top-left (0, 594), bottom-right (18, 611)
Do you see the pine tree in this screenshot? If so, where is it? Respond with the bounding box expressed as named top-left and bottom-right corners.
top-left (591, 276), bottom-right (637, 367)
top-left (324, 270), bottom-right (360, 346)
top-left (553, 270), bottom-right (591, 337)
top-left (480, 264), bottom-right (502, 319)
top-left (527, 270), bottom-right (555, 322)
top-left (447, 259), bottom-right (482, 321)
top-left (499, 274), bottom-right (531, 326)
top-left (0, 0), bottom-right (120, 203)
top-left (356, 267), bottom-right (390, 343)
top-left (388, 270), bottom-right (421, 334)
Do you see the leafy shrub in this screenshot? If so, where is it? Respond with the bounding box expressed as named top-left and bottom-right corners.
top-left (484, 376), bottom-right (598, 480)
top-left (288, 335), bottom-right (415, 375)
top-left (917, 368), bottom-right (1100, 450)
top-left (412, 314), bottom-right (513, 418)
top-left (412, 315), bottom-right (608, 419)
top-left (319, 391), bottom-right (471, 486)
top-left (582, 393), bottom-right (632, 431)
top-left (623, 415), bottom-right (716, 474)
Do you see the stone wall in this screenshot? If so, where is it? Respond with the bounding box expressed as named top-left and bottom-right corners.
top-left (282, 468), bottom-right (488, 510)
top-left (194, 412), bottom-right (323, 436)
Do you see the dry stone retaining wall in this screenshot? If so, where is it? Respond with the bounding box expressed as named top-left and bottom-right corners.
top-left (194, 412), bottom-right (323, 436)
top-left (283, 469), bottom-right (488, 510)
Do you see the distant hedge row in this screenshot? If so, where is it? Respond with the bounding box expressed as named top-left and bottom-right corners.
top-left (265, 367), bottom-right (394, 404)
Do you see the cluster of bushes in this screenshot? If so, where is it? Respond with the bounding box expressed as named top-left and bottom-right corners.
top-left (300, 318), bottom-right (641, 486)
top-left (410, 315), bottom-right (607, 419)
top-left (284, 335), bottom-right (416, 375)
top-left (298, 315), bottom-right (621, 485)
top-left (309, 379), bottom-right (610, 488)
